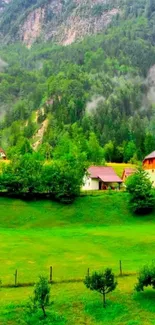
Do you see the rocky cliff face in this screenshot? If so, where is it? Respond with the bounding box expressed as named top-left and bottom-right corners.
top-left (20, 7), bottom-right (45, 48)
top-left (59, 7), bottom-right (119, 46)
top-left (0, 0), bottom-right (121, 46)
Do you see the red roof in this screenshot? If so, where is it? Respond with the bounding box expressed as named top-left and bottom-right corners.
top-left (143, 151), bottom-right (155, 161)
top-left (0, 148), bottom-right (5, 153)
top-left (88, 166), bottom-right (122, 183)
top-left (123, 168), bottom-right (136, 175)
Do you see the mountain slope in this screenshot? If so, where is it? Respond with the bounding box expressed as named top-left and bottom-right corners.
top-left (0, 0), bottom-right (155, 164)
top-left (0, 0), bottom-right (121, 46)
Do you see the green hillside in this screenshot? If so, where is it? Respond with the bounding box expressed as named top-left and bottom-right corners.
top-left (0, 192), bottom-right (134, 228)
top-left (1, 1), bottom-right (155, 324)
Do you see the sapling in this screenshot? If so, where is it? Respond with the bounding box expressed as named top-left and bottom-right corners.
top-left (84, 268), bottom-right (117, 307)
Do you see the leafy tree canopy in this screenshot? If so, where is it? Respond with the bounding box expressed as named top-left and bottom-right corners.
top-left (126, 168), bottom-right (155, 213)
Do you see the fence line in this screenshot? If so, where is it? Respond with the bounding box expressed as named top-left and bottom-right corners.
top-left (1, 261), bottom-right (140, 289)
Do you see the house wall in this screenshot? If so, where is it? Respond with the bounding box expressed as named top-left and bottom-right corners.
top-left (122, 171), bottom-right (126, 182)
top-left (143, 158), bottom-right (155, 170)
top-left (0, 152), bottom-right (6, 160)
top-left (122, 173), bottom-right (134, 183)
top-left (82, 176), bottom-right (99, 190)
top-left (145, 169), bottom-right (155, 187)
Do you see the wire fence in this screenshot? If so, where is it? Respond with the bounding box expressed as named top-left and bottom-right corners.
top-left (1, 258), bottom-right (153, 289)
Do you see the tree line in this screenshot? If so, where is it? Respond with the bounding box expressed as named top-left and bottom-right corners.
top-left (0, 152), bottom-right (85, 203)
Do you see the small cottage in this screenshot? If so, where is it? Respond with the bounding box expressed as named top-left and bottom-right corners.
top-left (82, 166), bottom-right (122, 191)
top-left (122, 168), bottom-right (136, 182)
top-left (143, 151), bottom-right (155, 185)
top-left (0, 148), bottom-right (6, 160)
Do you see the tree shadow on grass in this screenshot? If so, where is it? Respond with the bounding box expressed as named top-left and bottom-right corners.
top-left (127, 321), bottom-right (141, 325)
top-left (134, 289), bottom-right (155, 313)
top-left (21, 310), bottom-right (66, 325)
top-left (84, 299), bottom-right (128, 323)
top-left (1, 303), bottom-right (66, 325)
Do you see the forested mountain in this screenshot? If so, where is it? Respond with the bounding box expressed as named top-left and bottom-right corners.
top-left (0, 0), bottom-right (155, 164)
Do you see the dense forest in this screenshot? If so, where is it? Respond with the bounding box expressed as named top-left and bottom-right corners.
top-left (0, 0), bottom-right (155, 165)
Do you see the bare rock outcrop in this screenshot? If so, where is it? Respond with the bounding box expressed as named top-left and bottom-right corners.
top-left (20, 7), bottom-right (45, 48)
top-left (0, 0), bottom-right (121, 46)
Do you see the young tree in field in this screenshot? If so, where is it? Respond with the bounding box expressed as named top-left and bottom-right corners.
top-left (32, 276), bottom-right (50, 318)
top-left (126, 168), bottom-right (155, 214)
top-left (135, 263), bottom-right (155, 292)
top-left (84, 269), bottom-right (117, 308)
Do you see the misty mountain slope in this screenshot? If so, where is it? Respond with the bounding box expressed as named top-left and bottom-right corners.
top-left (0, 0), bottom-right (122, 46)
top-left (0, 0), bottom-right (155, 163)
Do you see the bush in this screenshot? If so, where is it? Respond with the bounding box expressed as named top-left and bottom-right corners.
top-left (135, 263), bottom-right (155, 292)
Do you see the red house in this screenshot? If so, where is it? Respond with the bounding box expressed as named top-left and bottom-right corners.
top-left (143, 151), bottom-right (155, 170)
top-left (122, 168), bottom-right (136, 182)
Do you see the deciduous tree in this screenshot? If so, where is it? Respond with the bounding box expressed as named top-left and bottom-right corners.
top-left (32, 276), bottom-right (50, 318)
top-left (84, 269), bottom-right (117, 307)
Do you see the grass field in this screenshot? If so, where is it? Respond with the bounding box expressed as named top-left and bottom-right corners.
top-left (107, 162), bottom-right (136, 177)
top-left (1, 193), bottom-right (155, 324)
top-left (2, 277), bottom-right (155, 325)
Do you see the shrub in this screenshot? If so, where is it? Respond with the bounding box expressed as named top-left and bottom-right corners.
top-left (31, 276), bottom-right (51, 318)
top-left (84, 268), bottom-right (117, 307)
top-left (135, 263), bottom-right (155, 292)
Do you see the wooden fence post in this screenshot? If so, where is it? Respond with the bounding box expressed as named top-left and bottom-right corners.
top-left (14, 269), bottom-right (18, 287)
top-left (119, 260), bottom-right (122, 276)
top-left (49, 266), bottom-right (53, 283)
top-left (87, 268), bottom-right (90, 277)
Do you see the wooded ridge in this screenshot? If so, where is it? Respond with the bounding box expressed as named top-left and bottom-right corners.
top-left (0, 0), bottom-right (155, 164)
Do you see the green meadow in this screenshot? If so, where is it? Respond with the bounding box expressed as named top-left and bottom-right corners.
top-left (1, 193), bottom-right (155, 324)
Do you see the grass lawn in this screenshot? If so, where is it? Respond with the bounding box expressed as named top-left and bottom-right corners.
top-left (0, 159), bottom-right (10, 171)
top-left (1, 193), bottom-right (155, 324)
top-left (1, 278), bottom-right (155, 325)
top-left (107, 163), bottom-right (136, 177)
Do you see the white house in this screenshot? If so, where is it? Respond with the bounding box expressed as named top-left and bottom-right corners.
top-left (82, 166), bottom-right (122, 191)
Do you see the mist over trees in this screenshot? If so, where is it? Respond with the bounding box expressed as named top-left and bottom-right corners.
top-left (0, 0), bottom-right (155, 163)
